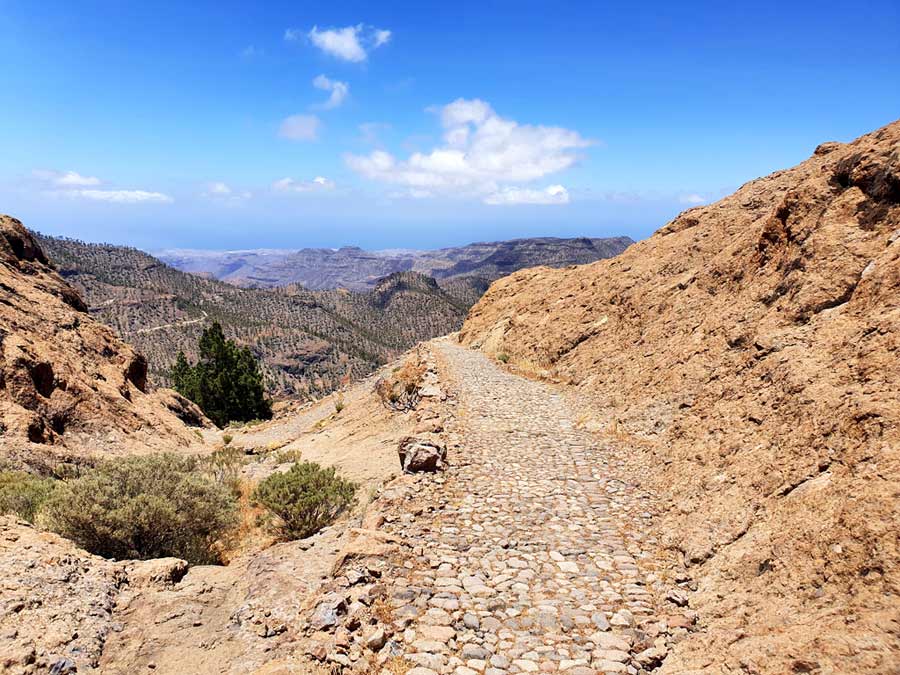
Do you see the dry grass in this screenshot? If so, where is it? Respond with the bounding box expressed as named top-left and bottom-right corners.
top-left (219, 478), bottom-right (276, 562)
top-left (382, 656), bottom-right (412, 675)
top-left (370, 597), bottom-right (394, 625)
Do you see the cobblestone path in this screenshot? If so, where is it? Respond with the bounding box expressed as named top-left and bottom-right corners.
top-left (379, 343), bottom-right (674, 675)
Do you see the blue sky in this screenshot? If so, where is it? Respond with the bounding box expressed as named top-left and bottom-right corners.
top-left (1, 1), bottom-right (898, 250)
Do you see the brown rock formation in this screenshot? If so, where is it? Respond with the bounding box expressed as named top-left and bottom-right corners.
top-left (0, 215), bottom-right (207, 466)
top-left (459, 121), bottom-right (900, 672)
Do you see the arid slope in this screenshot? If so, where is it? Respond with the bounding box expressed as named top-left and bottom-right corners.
top-left (460, 121), bottom-right (900, 672)
top-left (0, 215), bottom-right (207, 466)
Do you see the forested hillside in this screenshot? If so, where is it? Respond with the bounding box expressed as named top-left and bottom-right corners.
top-left (38, 236), bottom-right (468, 398)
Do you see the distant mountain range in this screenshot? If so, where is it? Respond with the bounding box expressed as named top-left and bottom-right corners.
top-left (37, 234), bottom-right (632, 399)
top-left (158, 236), bottom-right (634, 290)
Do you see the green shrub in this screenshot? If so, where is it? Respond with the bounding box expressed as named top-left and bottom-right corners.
top-left (222, 433), bottom-right (234, 446)
top-left (0, 471), bottom-right (56, 523)
top-left (497, 353), bottom-right (509, 363)
top-left (252, 462), bottom-right (357, 540)
top-left (42, 454), bottom-right (238, 564)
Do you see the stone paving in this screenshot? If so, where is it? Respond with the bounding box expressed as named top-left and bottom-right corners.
top-left (376, 343), bottom-right (682, 675)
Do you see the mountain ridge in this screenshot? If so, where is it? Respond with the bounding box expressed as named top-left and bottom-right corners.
top-left (157, 235), bottom-right (634, 290)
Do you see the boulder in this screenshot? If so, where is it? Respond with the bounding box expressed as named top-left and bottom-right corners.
top-left (398, 436), bottom-right (447, 473)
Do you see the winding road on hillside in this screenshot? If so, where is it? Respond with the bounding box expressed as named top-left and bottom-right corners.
top-left (376, 342), bottom-right (675, 674)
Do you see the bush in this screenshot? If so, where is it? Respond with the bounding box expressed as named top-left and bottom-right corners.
top-left (171, 322), bottom-right (272, 428)
top-left (42, 454), bottom-right (238, 564)
top-left (375, 359), bottom-right (425, 412)
top-left (252, 462), bottom-right (357, 540)
top-left (0, 471), bottom-right (56, 523)
top-left (198, 446), bottom-right (246, 497)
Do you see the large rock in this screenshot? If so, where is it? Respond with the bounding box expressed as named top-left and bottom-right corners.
top-left (398, 436), bottom-right (447, 472)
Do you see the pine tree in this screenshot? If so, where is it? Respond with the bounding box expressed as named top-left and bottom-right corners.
top-left (170, 322), bottom-right (272, 427)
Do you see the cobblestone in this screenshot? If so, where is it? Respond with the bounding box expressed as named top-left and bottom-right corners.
top-left (378, 343), bottom-right (681, 674)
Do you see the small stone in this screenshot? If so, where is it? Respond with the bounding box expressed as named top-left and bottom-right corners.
top-left (463, 613), bottom-right (480, 629)
top-left (591, 613), bottom-right (611, 631)
top-left (462, 644), bottom-right (491, 660)
top-left (609, 609), bottom-right (633, 627)
top-left (364, 627), bottom-right (386, 651)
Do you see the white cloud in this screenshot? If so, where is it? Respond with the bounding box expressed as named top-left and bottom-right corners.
top-left (33, 169), bottom-right (101, 187)
top-left (272, 176), bottom-right (336, 193)
top-left (345, 99), bottom-right (591, 199)
top-left (484, 184), bottom-right (570, 206)
top-left (240, 45), bottom-right (262, 59)
top-left (33, 169), bottom-right (172, 204)
top-left (202, 182), bottom-right (251, 203)
top-left (373, 29), bottom-right (391, 47)
top-left (312, 75), bottom-right (349, 110)
top-left (73, 189), bottom-right (173, 204)
top-left (301, 24), bottom-right (391, 62)
top-left (679, 193), bottom-right (706, 205)
top-left (278, 114), bottom-right (321, 141)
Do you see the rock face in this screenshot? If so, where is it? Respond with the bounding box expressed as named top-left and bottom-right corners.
top-left (459, 121), bottom-right (900, 672)
top-left (0, 215), bottom-right (207, 465)
top-left (0, 515), bottom-right (125, 673)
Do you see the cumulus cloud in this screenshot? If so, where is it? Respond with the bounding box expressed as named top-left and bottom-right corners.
top-left (345, 99), bottom-right (590, 202)
top-left (33, 169), bottom-right (172, 204)
top-left (272, 176), bottom-right (336, 193)
top-left (278, 114), bottom-right (321, 141)
top-left (312, 75), bottom-right (349, 110)
top-left (298, 24), bottom-right (391, 62)
top-left (679, 193), bottom-right (706, 205)
top-left (72, 190), bottom-right (172, 204)
top-left (484, 184), bottom-right (570, 206)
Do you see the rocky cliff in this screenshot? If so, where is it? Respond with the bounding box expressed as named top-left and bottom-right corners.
top-left (0, 216), bottom-right (207, 467)
top-left (459, 121), bottom-right (900, 672)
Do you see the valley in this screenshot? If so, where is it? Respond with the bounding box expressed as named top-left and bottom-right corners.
top-left (38, 235), bottom-right (631, 398)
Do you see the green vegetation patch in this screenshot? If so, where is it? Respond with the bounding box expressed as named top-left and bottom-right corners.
top-left (252, 461), bottom-right (357, 540)
top-left (171, 321), bottom-right (273, 427)
top-left (42, 454), bottom-right (238, 565)
top-left (0, 471), bottom-right (57, 523)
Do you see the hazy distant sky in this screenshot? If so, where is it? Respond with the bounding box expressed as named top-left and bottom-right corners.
top-left (1, 1), bottom-right (898, 250)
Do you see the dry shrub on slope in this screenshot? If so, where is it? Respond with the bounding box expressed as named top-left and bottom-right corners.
top-left (460, 121), bottom-right (900, 672)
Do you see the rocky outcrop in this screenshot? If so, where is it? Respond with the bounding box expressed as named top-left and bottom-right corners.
top-left (0, 215), bottom-right (208, 465)
top-left (459, 121), bottom-right (900, 672)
